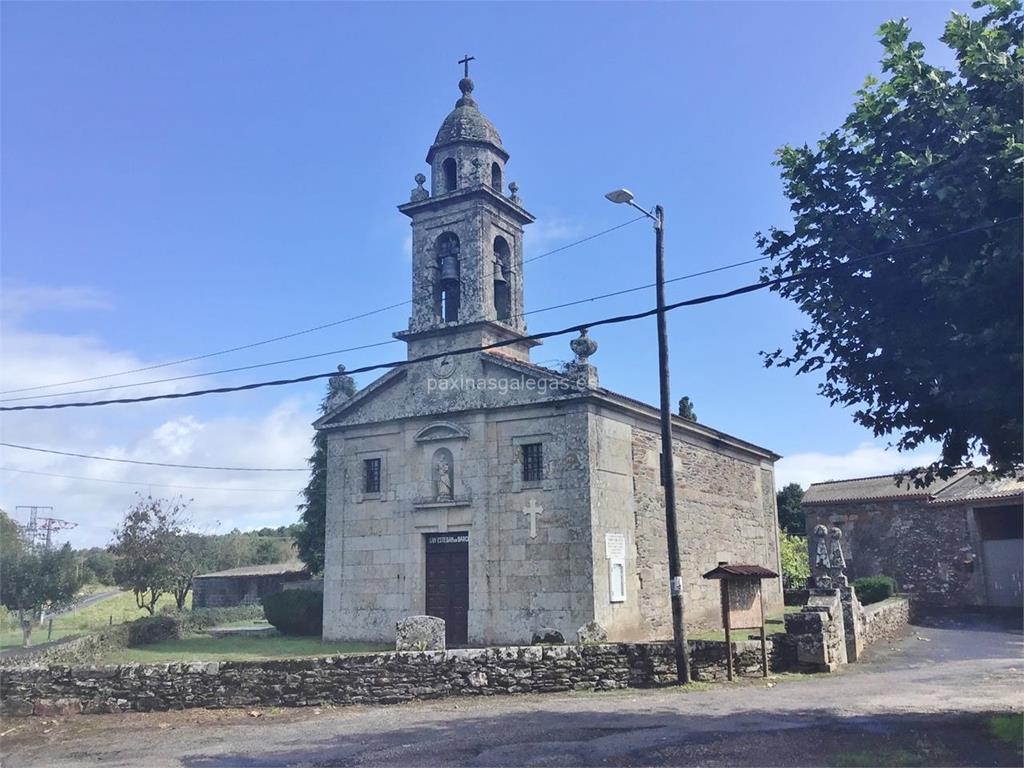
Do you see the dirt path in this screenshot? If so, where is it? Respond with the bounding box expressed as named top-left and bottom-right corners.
top-left (2, 615), bottom-right (1021, 767)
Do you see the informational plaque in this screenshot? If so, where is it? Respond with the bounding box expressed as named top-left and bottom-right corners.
top-left (724, 578), bottom-right (763, 630)
top-left (605, 532), bottom-right (626, 560)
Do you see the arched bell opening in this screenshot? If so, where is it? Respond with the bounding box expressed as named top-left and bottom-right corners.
top-left (435, 232), bottom-right (461, 323)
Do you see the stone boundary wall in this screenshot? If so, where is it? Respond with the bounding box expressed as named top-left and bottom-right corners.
top-left (861, 596), bottom-right (911, 650)
top-left (0, 625), bottom-right (130, 670)
top-left (1, 639), bottom-right (787, 717)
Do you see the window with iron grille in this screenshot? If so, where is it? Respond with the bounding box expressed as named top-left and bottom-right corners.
top-left (521, 443), bottom-right (543, 482)
top-left (363, 458), bottom-right (382, 494)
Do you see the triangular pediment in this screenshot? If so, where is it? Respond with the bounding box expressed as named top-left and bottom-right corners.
top-left (313, 368), bottom-right (407, 430)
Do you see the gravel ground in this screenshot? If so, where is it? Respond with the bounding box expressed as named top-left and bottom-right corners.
top-left (2, 614), bottom-right (1021, 767)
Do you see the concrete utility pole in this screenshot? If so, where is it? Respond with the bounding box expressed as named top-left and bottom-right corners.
top-left (604, 189), bottom-right (691, 684)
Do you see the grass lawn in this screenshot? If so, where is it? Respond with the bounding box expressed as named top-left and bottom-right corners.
top-left (99, 634), bottom-right (389, 664)
top-left (688, 605), bottom-right (802, 642)
top-left (0, 589), bottom-right (188, 651)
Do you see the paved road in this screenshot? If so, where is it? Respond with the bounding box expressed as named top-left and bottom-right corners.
top-left (3, 615), bottom-right (1022, 767)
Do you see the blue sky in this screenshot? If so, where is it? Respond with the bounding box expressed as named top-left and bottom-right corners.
top-left (1, 1), bottom-right (969, 546)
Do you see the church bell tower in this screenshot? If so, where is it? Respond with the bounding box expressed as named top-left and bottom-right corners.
top-left (396, 60), bottom-right (536, 362)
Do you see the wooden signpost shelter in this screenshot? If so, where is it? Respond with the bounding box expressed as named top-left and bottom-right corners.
top-left (702, 563), bottom-right (779, 680)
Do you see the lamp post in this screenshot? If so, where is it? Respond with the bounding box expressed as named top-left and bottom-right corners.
top-left (605, 188), bottom-right (691, 684)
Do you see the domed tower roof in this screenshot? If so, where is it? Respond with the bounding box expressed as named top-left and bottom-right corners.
top-left (426, 76), bottom-right (507, 163)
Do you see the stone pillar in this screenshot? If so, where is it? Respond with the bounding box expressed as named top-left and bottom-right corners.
top-left (783, 588), bottom-right (848, 672)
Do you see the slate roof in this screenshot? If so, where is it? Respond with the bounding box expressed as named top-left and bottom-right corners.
top-left (928, 472), bottom-right (1024, 505)
top-left (702, 564), bottom-right (779, 580)
top-left (194, 561), bottom-right (308, 580)
top-left (802, 468), bottom-right (1022, 506)
top-left (479, 352), bottom-right (782, 462)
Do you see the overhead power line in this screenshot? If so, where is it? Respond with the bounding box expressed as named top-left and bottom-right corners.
top-left (522, 216), bottom-right (647, 264)
top-left (3, 215), bottom-right (1013, 414)
top-left (1, 252), bottom-right (770, 404)
top-left (0, 340), bottom-right (399, 403)
top-left (1, 217), bottom-right (646, 397)
top-left (0, 442), bottom-right (307, 472)
top-left (0, 466), bottom-right (301, 493)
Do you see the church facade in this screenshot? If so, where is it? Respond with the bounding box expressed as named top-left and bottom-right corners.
top-left (317, 71), bottom-right (783, 646)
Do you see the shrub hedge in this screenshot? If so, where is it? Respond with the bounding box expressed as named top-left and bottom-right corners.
top-left (127, 615), bottom-right (180, 646)
top-left (183, 605), bottom-right (265, 632)
top-left (262, 590), bottom-right (323, 635)
top-left (853, 575), bottom-right (897, 605)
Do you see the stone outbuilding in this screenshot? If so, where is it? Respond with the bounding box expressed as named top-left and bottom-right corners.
top-left (315, 70), bottom-right (783, 647)
top-left (191, 562), bottom-right (311, 609)
top-left (802, 469), bottom-right (1023, 609)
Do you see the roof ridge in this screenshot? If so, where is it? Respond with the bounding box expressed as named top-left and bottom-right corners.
top-left (807, 468), bottom-right (972, 488)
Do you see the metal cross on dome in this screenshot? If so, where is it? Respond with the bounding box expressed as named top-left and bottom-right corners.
top-left (458, 54), bottom-right (475, 78)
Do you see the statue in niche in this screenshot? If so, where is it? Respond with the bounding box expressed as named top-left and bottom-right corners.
top-left (811, 524), bottom-right (833, 589)
top-left (436, 455), bottom-right (453, 501)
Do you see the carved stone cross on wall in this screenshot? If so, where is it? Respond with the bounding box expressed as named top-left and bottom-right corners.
top-left (523, 499), bottom-right (543, 539)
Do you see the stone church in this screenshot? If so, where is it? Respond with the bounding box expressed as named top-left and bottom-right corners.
top-left (316, 70), bottom-right (783, 646)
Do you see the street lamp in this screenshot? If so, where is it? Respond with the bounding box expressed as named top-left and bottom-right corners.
top-left (606, 188), bottom-right (691, 685)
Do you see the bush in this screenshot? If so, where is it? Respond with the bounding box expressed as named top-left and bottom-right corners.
top-left (127, 615), bottom-right (180, 646)
top-left (186, 604), bottom-right (265, 631)
top-left (262, 590), bottom-right (322, 635)
top-left (779, 531), bottom-right (810, 590)
top-left (155, 604), bottom-right (265, 633)
top-left (853, 576), bottom-right (897, 605)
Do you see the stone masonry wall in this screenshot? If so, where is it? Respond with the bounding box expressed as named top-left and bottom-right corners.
top-left (860, 596), bottom-right (911, 651)
top-left (0, 625), bottom-right (130, 670)
top-left (804, 501), bottom-right (982, 607)
top-left (1, 639), bottom-right (788, 717)
top-left (632, 428), bottom-right (783, 633)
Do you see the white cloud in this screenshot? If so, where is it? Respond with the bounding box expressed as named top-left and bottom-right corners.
top-left (775, 441), bottom-right (940, 490)
top-left (1, 283), bottom-right (113, 324)
top-left (1, 399), bottom-right (314, 547)
top-left (152, 416), bottom-right (206, 457)
top-left (401, 232), bottom-right (413, 264)
top-left (0, 283), bottom-right (318, 547)
top-left (523, 216), bottom-right (582, 256)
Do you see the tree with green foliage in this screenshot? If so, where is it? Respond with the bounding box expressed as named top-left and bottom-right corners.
top-left (296, 365), bottom-right (357, 573)
top-left (110, 495), bottom-right (193, 614)
top-left (778, 531), bottom-right (811, 591)
top-left (80, 549), bottom-right (117, 585)
top-left (0, 511), bottom-right (83, 646)
top-left (776, 483), bottom-right (806, 535)
top-left (758, 0), bottom-right (1023, 483)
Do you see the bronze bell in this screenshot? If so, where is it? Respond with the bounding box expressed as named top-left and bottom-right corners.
top-left (493, 261), bottom-right (508, 285)
top-left (439, 254), bottom-right (460, 283)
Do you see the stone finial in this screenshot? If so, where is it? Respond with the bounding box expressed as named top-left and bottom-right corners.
top-left (566, 329), bottom-right (599, 389)
top-left (569, 328), bottom-right (597, 364)
top-left (827, 527), bottom-right (848, 586)
top-left (811, 524), bottom-right (833, 589)
top-left (410, 173), bottom-right (428, 202)
top-left (508, 181), bottom-right (520, 203)
top-left (456, 75), bottom-right (476, 107)
top-left (326, 364), bottom-right (356, 409)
